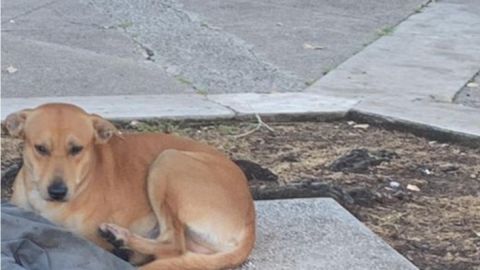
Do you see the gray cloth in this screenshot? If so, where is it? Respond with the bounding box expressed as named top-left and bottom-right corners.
top-left (1, 202), bottom-right (134, 270)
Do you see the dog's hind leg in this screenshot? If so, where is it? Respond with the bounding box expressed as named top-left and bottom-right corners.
top-left (99, 151), bottom-right (189, 260)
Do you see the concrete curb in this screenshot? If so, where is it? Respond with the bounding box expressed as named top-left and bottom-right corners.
top-left (1, 95), bottom-right (235, 121)
top-left (2, 93), bottom-right (479, 147)
top-left (349, 100), bottom-right (480, 147)
top-left (0, 93), bottom-right (358, 121)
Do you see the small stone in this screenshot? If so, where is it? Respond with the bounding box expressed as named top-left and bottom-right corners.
top-left (347, 121), bottom-right (356, 126)
top-left (129, 120), bottom-right (140, 127)
top-left (406, 184), bottom-right (420, 192)
top-left (470, 174), bottom-right (477, 179)
top-left (420, 168), bottom-right (433, 175)
top-left (467, 82), bottom-right (479, 88)
top-left (389, 181), bottom-right (400, 188)
top-left (9, 19), bottom-right (15, 23)
top-left (353, 124), bottom-right (369, 130)
top-left (276, 22), bottom-right (283, 26)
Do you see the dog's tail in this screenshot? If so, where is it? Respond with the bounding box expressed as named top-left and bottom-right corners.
top-left (141, 218), bottom-right (255, 270)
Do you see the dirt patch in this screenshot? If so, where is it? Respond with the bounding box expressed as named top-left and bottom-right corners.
top-left (2, 120), bottom-right (480, 269)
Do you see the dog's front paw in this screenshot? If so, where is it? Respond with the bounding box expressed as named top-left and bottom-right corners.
top-left (98, 223), bottom-right (131, 248)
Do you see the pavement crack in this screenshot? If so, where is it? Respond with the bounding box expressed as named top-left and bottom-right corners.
top-left (205, 97), bottom-right (239, 116)
top-left (50, 8), bottom-right (112, 30)
top-left (138, 44), bottom-right (155, 62)
top-left (452, 70), bottom-right (480, 103)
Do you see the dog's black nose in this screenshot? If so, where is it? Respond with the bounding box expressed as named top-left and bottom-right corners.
top-left (48, 180), bottom-right (68, 201)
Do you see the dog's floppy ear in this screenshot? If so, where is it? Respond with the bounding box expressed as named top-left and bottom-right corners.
top-left (4, 109), bottom-right (32, 138)
top-left (91, 114), bottom-right (119, 144)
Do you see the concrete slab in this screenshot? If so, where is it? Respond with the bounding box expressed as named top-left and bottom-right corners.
top-left (1, 95), bottom-right (234, 120)
top-left (209, 93), bottom-right (358, 117)
top-left (307, 1), bottom-right (480, 102)
top-left (2, 0), bottom-right (144, 59)
top-left (243, 198), bottom-right (417, 270)
top-left (1, 34), bottom-right (194, 98)
top-left (352, 99), bottom-right (480, 146)
top-left (179, 0), bottom-right (428, 82)
top-left (90, 0), bottom-right (306, 95)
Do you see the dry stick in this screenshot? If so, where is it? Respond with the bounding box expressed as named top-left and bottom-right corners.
top-left (233, 114), bottom-right (274, 139)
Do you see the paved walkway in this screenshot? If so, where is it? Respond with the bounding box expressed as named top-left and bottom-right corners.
top-left (2, 0), bottom-right (427, 96)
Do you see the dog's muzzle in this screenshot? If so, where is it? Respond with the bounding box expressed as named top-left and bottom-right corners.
top-left (48, 180), bottom-right (68, 201)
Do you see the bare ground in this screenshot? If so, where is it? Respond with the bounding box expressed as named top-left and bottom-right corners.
top-left (2, 119), bottom-right (480, 270)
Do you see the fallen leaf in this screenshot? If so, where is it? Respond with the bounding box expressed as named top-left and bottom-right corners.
top-left (407, 184), bottom-right (420, 192)
top-left (303, 43), bottom-right (325, 50)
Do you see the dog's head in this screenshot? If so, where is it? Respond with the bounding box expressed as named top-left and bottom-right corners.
top-left (5, 103), bottom-right (118, 202)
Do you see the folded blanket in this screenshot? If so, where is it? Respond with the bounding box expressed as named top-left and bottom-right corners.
top-left (1, 202), bottom-right (134, 270)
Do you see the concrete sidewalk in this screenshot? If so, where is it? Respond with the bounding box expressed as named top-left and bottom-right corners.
top-left (1, 0), bottom-right (427, 96)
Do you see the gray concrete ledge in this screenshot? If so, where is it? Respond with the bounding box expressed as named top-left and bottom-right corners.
top-left (1, 93), bottom-right (358, 121)
top-left (1, 95), bottom-right (234, 121)
top-left (350, 99), bottom-right (480, 147)
top-left (209, 92), bottom-right (358, 117)
top-left (244, 198), bottom-right (417, 270)
top-left (2, 93), bottom-right (480, 146)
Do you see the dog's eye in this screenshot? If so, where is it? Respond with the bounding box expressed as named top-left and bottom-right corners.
top-left (69, 145), bottom-right (83, 156)
top-left (34, 145), bottom-right (49, 156)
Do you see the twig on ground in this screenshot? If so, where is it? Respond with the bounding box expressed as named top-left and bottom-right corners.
top-left (233, 114), bottom-right (274, 139)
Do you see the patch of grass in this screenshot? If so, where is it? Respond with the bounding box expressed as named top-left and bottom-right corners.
top-left (216, 124), bottom-right (241, 135)
top-left (377, 26), bottom-right (395, 37)
top-left (414, 1), bottom-right (432, 14)
top-left (305, 79), bottom-right (317, 86)
top-left (175, 76), bottom-right (192, 85)
top-left (322, 67), bottom-right (332, 76)
top-left (124, 120), bottom-right (186, 134)
top-left (196, 89), bottom-right (208, 96)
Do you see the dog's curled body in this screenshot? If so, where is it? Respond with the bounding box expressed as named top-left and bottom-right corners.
top-left (7, 103), bottom-right (255, 270)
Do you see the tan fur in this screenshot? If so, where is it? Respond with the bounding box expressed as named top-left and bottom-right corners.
top-left (7, 103), bottom-right (255, 270)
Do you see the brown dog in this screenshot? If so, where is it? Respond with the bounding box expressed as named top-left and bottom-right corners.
top-left (5, 103), bottom-right (255, 270)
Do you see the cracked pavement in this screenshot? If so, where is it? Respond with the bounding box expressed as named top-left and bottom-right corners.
top-left (2, 0), bottom-right (427, 97)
